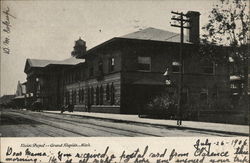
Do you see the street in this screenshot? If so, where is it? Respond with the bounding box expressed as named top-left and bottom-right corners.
top-left (0, 109), bottom-right (237, 137)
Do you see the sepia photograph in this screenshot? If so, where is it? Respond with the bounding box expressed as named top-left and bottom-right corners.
top-left (1, 0), bottom-right (249, 162)
top-left (0, 0), bottom-right (249, 138)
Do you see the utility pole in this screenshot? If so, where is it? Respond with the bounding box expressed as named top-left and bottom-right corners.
top-left (170, 11), bottom-right (191, 126)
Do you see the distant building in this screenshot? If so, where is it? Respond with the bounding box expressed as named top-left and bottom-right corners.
top-left (12, 81), bottom-right (27, 108)
top-left (16, 81), bottom-right (26, 96)
top-left (24, 57), bottom-right (83, 109)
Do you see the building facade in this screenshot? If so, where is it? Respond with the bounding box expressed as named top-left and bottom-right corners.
top-left (23, 11), bottom-right (248, 124)
top-left (62, 31), bottom-right (230, 117)
top-left (24, 58), bottom-right (83, 109)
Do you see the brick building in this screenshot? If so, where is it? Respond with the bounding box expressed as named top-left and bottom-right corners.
top-left (62, 27), bottom-right (230, 116)
top-left (24, 57), bottom-right (83, 109)
top-left (23, 11), bottom-right (247, 124)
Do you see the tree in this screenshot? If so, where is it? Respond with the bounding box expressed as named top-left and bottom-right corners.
top-left (201, 0), bottom-right (249, 98)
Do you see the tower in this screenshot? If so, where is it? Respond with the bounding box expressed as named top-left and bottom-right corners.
top-left (71, 37), bottom-right (87, 58)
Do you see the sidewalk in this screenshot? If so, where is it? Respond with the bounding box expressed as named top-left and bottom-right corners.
top-left (44, 110), bottom-right (249, 136)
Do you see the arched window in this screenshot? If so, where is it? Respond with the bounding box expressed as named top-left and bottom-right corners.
top-left (106, 84), bottom-right (110, 101)
top-left (110, 83), bottom-right (115, 105)
top-left (100, 85), bottom-right (104, 105)
top-left (81, 89), bottom-right (84, 103)
top-left (108, 57), bottom-right (115, 72)
top-left (98, 60), bottom-right (103, 73)
top-left (87, 87), bottom-right (91, 105)
top-left (72, 90), bottom-right (76, 105)
top-left (65, 91), bottom-right (70, 105)
top-left (78, 89), bottom-right (81, 103)
top-left (91, 87), bottom-right (94, 105)
top-left (70, 90), bottom-right (73, 104)
top-left (96, 86), bottom-right (99, 105)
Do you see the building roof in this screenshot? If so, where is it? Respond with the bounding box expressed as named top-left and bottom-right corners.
top-left (86, 27), bottom-right (191, 55)
top-left (119, 27), bottom-right (190, 43)
top-left (25, 27), bottom-right (187, 72)
top-left (27, 59), bottom-right (60, 68)
top-left (45, 57), bottom-right (84, 67)
top-left (25, 57), bottom-right (84, 73)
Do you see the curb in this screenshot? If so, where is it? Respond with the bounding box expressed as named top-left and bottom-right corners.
top-left (44, 111), bottom-right (249, 136)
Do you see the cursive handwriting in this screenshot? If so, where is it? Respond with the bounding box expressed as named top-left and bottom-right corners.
top-left (2, 7), bottom-right (16, 33)
top-left (2, 139), bottom-right (249, 163)
top-left (194, 139), bottom-right (229, 160)
top-left (2, 6), bottom-right (16, 54)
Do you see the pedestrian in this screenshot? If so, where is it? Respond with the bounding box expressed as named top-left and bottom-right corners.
top-left (177, 118), bottom-right (182, 126)
top-left (61, 105), bottom-right (64, 113)
top-left (177, 107), bottom-right (182, 126)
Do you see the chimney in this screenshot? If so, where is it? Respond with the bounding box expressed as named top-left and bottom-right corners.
top-left (71, 37), bottom-right (87, 58)
top-left (186, 11), bottom-right (200, 44)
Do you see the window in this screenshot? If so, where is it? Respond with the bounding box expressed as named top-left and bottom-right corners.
top-left (108, 57), bottom-right (115, 72)
top-left (172, 61), bottom-right (181, 73)
top-left (72, 73), bottom-right (74, 82)
top-left (81, 89), bottom-right (84, 103)
top-left (78, 89), bottom-right (81, 103)
top-left (202, 62), bottom-right (214, 74)
top-left (137, 56), bottom-right (151, 71)
top-left (100, 85), bottom-right (104, 105)
top-left (89, 65), bottom-right (94, 77)
top-left (110, 83), bottom-right (115, 105)
top-left (91, 87), bottom-right (94, 105)
top-left (106, 84), bottom-right (110, 101)
top-left (65, 91), bottom-right (70, 105)
top-left (96, 86), bottom-right (99, 105)
top-left (98, 60), bottom-right (103, 73)
top-left (79, 89), bottom-right (84, 104)
top-left (72, 90), bottom-right (76, 105)
top-left (75, 71), bottom-right (80, 81)
top-left (87, 87), bottom-right (91, 105)
top-left (200, 88), bottom-right (208, 104)
top-left (230, 83), bottom-right (237, 89)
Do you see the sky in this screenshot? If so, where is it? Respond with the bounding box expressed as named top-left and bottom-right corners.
top-left (0, 0), bottom-right (223, 96)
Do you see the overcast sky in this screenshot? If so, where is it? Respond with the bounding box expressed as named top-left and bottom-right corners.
top-left (1, 0), bottom-right (224, 96)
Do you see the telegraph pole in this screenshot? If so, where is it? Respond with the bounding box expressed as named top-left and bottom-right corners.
top-left (170, 11), bottom-right (191, 126)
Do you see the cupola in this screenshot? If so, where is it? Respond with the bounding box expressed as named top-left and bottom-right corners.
top-left (71, 37), bottom-right (87, 58)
